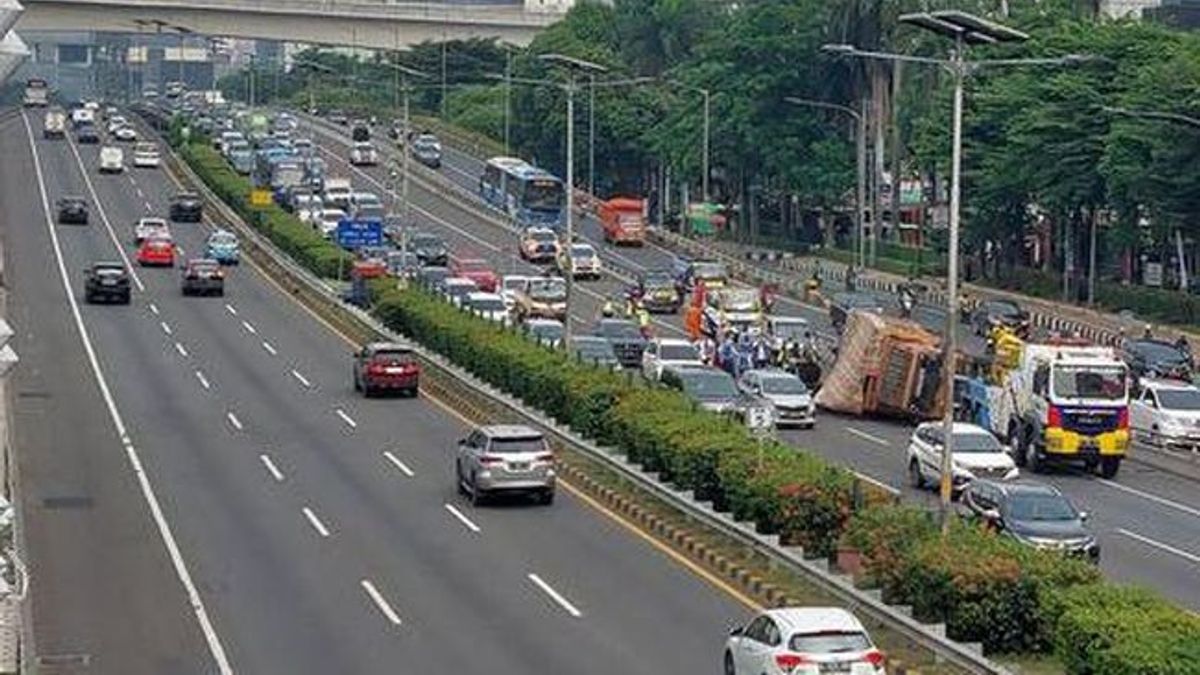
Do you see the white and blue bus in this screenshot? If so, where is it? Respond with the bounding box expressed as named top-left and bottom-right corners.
top-left (479, 156), bottom-right (565, 230)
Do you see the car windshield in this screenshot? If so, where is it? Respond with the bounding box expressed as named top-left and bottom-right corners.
top-left (788, 631), bottom-right (872, 654)
top-left (502, 278), bottom-right (528, 292)
top-left (570, 245), bottom-right (595, 259)
top-left (490, 436), bottom-right (546, 454)
top-left (692, 262), bottom-right (726, 279)
top-left (209, 233), bottom-right (236, 245)
top-left (1052, 366), bottom-right (1127, 401)
top-left (529, 230), bottom-right (557, 243)
top-left (1007, 492), bottom-right (1077, 521)
top-left (412, 235), bottom-right (443, 248)
top-left (530, 323), bottom-right (563, 341)
top-left (679, 370), bottom-right (738, 400)
top-left (528, 279), bottom-right (566, 301)
top-left (597, 321), bottom-right (641, 339)
top-left (761, 376), bottom-right (808, 395)
top-left (771, 321), bottom-right (808, 339)
top-left (660, 343), bottom-right (700, 361)
top-left (718, 289), bottom-right (760, 311)
top-left (371, 349), bottom-right (412, 364)
top-left (190, 262), bottom-right (219, 273)
top-left (987, 301), bottom-right (1023, 318)
top-left (1157, 388), bottom-right (1200, 410)
top-left (95, 267), bottom-right (125, 277)
top-left (471, 297), bottom-right (505, 312)
top-left (573, 338), bottom-right (612, 358)
top-left (644, 272), bottom-right (674, 287)
top-left (953, 430), bottom-right (1003, 453)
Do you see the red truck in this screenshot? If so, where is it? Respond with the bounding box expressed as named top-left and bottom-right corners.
top-left (598, 197), bottom-right (647, 246)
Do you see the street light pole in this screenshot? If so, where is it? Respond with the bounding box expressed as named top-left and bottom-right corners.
top-left (701, 87), bottom-right (710, 203)
top-left (380, 59), bottom-right (428, 258)
top-left (504, 47), bottom-right (512, 153)
top-left (588, 73), bottom-right (596, 196)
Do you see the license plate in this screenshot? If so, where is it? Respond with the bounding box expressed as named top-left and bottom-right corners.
top-left (385, 367), bottom-right (404, 375)
top-left (101, 280), bottom-right (116, 286)
top-left (819, 663), bottom-right (850, 674)
top-left (509, 462), bottom-right (530, 472)
top-left (1081, 440), bottom-right (1098, 451)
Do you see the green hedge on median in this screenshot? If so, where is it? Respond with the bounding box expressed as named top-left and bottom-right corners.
top-left (177, 126), bottom-right (1196, 669)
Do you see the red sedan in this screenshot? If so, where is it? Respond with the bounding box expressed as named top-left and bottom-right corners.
top-left (450, 257), bottom-right (499, 292)
top-left (137, 237), bottom-right (176, 267)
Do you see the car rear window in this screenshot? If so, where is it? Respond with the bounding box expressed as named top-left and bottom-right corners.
top-left (371, 349), bottom-right (413, 364)
top-left (489, 436), bottom-right (546, 453)
top-left (788, 631), bottom-right (871, 654)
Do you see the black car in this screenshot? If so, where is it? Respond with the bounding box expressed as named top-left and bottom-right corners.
top-left (633, 269), bottom-right (682, 313)
top-left (169, 192), bottom-right (203, 222)
top-left (75, 123), bottom-right (99, 144)
top-left (352, 124), bottom-right (371, 142)
top-left (970, 299), bottom-right (1030, 337)
top-left (56, 197), bottom-right (89, 225)
top-left (963, 479), bottom-right (1099, 563)
top-left (409, 232), bottom-right (449, 267)
top-left (180, 259), bottom-right (225, 296)
top-left (83, 262), bottom-right (131, 304)
top-left (1121, 338), bottom-right (1194, 381)
top-left (589, 319), bottom-right (647, 368)
top-left (828, 291), bottom-right (888, 334)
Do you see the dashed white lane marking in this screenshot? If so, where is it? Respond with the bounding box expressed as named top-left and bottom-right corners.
top-left (334, 408), bottom-right (357, 429)
top-left (846, 427), bottom-right (890, 447)
top-left (160, 321), bottom-right (172, 336)
top-left (259, 454), bottom-right (285, 482)
top-left (225, 303), bottom-right (238, 316)
top-left (527, 573), bottom-right (583, 618)
top-left (174, 341), bottom-right (188, 357)
top-left (143, 200), bottom-right (153, 212)
top-left (22, 112), bottom-right (233, 673)
top-left (444, 504), bottom-right (481, 533)
top-left (290, 369), bottom-right (312, 388)
top-left (360, 579), bottom-right (403, 626)
top-left (176, 245), bottom-right (185, 256)
top-left (1099, 479), bottom-right (1200, 519)
top-left (148, 303), bottom-right (159, 315)
top-left (302, 506), bottom-right (331, 538)
top-left (261, 341), bottom-right (277, 356)
top-left (226, 412), bottom-right (243, 431)
top-left (241, 320), bottom-right (257, 335)
top-left (194, 370), bottom-right (211, 390)
top-left (383, 451), bottom-right (415, 477)
top-left (1116, 528), bottom-right (1200, 564)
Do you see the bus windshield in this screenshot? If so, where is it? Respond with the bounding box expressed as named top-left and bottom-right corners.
top-left (524, 181), bottom-right (563, 210)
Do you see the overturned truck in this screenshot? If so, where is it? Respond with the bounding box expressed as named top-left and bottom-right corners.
top-left (815, 310), bottom-right (946, 420)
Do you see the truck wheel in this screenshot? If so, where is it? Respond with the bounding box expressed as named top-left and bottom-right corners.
top-left (1099, 457), bottom-right (1121, 479)
top-left (1029, 446), bottom-right (1046, 473)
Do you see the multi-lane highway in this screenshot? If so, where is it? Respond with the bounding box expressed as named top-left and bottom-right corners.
top-left (2, 108), bottom-right (759, 672)
top-left (297, 113), bottom-right (1200, 609)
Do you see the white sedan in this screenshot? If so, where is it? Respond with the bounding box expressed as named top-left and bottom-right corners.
top-left (725, 607), bottom-right (887, 675)
top-left (349, 142), bottom-right (379, 166)
top-left (642, 337), bottom-right (702, 381)
top-left (112, 126), bottom-right (138, 142)
top-left (1129, 378), bottom-right (1200, 451)
top-left (98, 146), bottom-right (124, 173)
top-left (132, 142), bottom-right (159, 168)
top-left (737, 369), bottom-right (815, 428)
top-left (316, 208), bottom-right (347, 239)
top-left (906, 421), bottom-right (1017, 494)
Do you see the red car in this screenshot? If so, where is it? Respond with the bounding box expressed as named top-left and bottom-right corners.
top-left (353, 342), bottom-right (420, 397)
top-left (450, 257), bottom-right (498, 292)
top-left (137, 237), bottom-right (176, 267)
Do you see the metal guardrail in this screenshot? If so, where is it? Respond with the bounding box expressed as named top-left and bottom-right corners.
top-left (152, 119), bottom-right (1015, 675)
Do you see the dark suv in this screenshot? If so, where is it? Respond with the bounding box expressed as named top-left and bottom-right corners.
top-left (963, 479), bottom-right (1099, 563)
top-left (83, 262), bottom-right (131, 304)
top-left (56, 197), bottom-right (89, 225)
top-left (168, 192), bottom-right (203, 222)
top-left (352, 342), bottom-right (420, 397)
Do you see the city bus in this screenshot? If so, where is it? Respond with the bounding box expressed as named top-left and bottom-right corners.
top-left (479, 157), bottom-right (564, 230)
top-left (23, 79), bottom-right (50, 107)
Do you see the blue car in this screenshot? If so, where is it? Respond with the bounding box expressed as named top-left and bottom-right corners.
top-left (205, 229), bottom-right (240, 265)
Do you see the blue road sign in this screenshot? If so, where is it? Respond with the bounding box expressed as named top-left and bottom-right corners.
top-left (336, 218), bottom-right (384, 249)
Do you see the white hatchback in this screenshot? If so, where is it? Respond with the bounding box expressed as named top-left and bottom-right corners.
top-left (98, 146), bottom-right (124, 173)
top-left (725, 607), bottom-right (886, 675)
top-left (906, 421), bottom-right (1017, 494)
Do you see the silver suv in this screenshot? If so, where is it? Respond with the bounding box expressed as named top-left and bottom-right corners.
top-left (455, 425), bottom-right (556, 506)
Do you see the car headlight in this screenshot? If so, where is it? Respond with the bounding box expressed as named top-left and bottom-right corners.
top-left (1004, 467), bottom-right (1021, 480)
top-left (1161, 416), bottom-right (1189, 431)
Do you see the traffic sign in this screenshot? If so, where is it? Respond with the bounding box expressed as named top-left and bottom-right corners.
top-left (336, 218), bottom-right (384, 249)
top-left (250, 188), bottom-right (272, 209)
top-left (746, 404), bottom-right (775, 436)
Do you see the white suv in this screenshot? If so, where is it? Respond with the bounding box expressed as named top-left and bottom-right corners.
top-left (641, 337), bottom-right (702, 381)
top-left (1130, 378), bottom-right (1200, 452)
top-left (725, 607), bottom-right (886, 675)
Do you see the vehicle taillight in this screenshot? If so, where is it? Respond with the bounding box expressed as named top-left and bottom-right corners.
top-left (1118, 407), bottom-right (1129, 429)
top-left (1047, 405), bottom-right (1062, 428)
top-left (774, 654), bottom-right (809, 671)
top-left (864, 650), bottom-right (886, 669)
top-left (367, 363), bottom-right (387, 375)
top-left (478, 455), bottom-right (503, 465)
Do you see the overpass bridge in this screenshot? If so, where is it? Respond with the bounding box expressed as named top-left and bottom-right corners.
top-left (13, 0), bottom-right (562, 50)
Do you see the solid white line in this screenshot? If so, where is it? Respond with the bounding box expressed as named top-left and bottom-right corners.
top-left (226, 412), bottom-right (243, 431)
top-left (259, 454), bottom-right (285, 482)
top-left (173, 341), bottom-right (188, 357)
top-left (527, 573), bottom-right (583, 618)
top-left (241, 320), bottom-right (257, 335)
top-left (194, 370), bottom-right (211, 390)
top-left (224, 303), bottom-right (238, 316)
top-left (334, 408), bottom-right (357, 429)
top-left (383, 451), bottom-right (415, 477)
top-left (148, 303), bottom-right (159, 315)
top-left (1099, 479), bottom-right (1200, 519)
top-left (846, 427), bottom-right (890, 447)
top-left (62, 132), bottom-right (145, 292)
top-left (1116, 528), bottom-right (1200, 564)
top-left (160, 321), bottom-right (172, 336)
top-left (21, 112), bottom-right (234, 673)
top-left (290, 369), bottom-right (312, 388)
top-left (360, 579), bottom-right (403, 626)
top-left (444, 503), bottom-right (481, 533)
top-left (302, 506), bottom-right (331, 538)
top-left (261, 341), bottom-right (277, 356)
